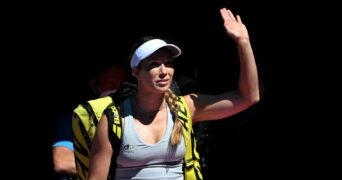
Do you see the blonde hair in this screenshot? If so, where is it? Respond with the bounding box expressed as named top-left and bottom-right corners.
top-left (165, 88), bottom-right (183, 145)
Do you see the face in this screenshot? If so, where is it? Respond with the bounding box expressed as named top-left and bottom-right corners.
top-left (133, 48), bottom-right (174, 93)
top-left (92, 66), bottom-right (127, 97)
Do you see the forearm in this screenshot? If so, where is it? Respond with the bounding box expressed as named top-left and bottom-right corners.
top-left (237, 38), bottom-right (260, 104)
top-left (52, 147), bottom-right (77, 176)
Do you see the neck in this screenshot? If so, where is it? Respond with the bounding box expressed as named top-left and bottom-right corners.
top-left (133, 95), bottom-right (166, 117)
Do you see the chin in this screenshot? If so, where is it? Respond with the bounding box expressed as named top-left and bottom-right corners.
top-left (156, 85), bottom-right (170, 92)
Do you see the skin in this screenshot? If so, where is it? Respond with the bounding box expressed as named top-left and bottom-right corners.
top-left (88, 8), bottom-right (260, 179)
top-left (89, 66), bottom-right (128, 96)
top-left (52, 147), bottom-right (77, 176)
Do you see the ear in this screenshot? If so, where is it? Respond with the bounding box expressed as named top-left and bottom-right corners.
top-left (131, 68), bottom-right (138, 77)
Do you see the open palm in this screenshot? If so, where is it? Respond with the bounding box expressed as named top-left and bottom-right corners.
top-left (220, 8), bottom-right (249, 42)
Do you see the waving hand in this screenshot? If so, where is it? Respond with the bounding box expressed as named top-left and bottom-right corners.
top-left (220, 8), bottom-right (249, 42)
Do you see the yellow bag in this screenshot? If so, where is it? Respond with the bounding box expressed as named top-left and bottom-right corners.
top-left (72, 95), bottom-right (203, 180)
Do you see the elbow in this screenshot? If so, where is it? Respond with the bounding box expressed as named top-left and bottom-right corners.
top-left (251, 91), bottom-right (261, 104)
top-left (236, 89), bottom-right (261, 108)
top-left (53, 160), bottom-right (66, 174)
top-left (251, 95), bottom-right (260, 105)
top-left (239, 83), bottom-right (261, 107)
top-left (53, 159), bottom-right (76, 175)
top-left (245, 93), bottom-right (260, 107)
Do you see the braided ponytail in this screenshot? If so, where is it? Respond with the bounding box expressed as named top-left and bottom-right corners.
top-left (165, 89), bottom-right (183, 145)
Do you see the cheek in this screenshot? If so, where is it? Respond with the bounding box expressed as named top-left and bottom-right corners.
top-left (167, 68), bottom-right (174, 77)
top-left (134, 69), bottom-right (154, 82)
top-left (147, 68), bottom-right (161, 77)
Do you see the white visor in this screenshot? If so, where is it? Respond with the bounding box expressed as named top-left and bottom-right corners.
top-left (130, 39), bottom-right (181, 68)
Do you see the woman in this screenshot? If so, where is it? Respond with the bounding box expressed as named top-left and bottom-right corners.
top-left (89, 8), bottom-right (259, 180)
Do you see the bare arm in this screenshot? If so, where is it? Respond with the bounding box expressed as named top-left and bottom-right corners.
top-left (88, 115), bottom-right (113, 180)
top-left (186, 8), bottom-right (260, 123)
top-left (52, 147), bottom-right (76, 176)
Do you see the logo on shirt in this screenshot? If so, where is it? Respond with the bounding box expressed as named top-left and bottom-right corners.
top-left (123, 144), bottom-right (134, 153)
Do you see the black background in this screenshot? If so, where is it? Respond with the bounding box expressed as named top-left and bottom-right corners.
top-left (4, 0), bottom-right (325, 179)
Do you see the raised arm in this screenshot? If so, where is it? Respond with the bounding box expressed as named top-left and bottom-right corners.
top-left (88, 115), bottom-right (113, 180)
top-left (221, 8), bottom-right (259, 103)
top-left (186, 8), bottom-right (260, 123)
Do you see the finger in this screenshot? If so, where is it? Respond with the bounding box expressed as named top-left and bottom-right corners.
top-left (227, 9), bottom-right (237, 21)
top-left (220, 8), bottom-right (230, 21)
top-left (237, 15), bottom-right (242, 23)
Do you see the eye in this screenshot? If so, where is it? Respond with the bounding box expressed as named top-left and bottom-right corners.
top-left (149, 62), bottom-right (160, 68)
top-left (164, 60), bottom-right (174, 67)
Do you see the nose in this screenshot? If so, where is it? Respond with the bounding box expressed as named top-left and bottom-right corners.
top-left (159, 64), bottom-right (167, 75)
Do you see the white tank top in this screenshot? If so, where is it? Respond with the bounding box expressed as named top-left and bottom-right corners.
top-left (115, 97), bottom-right (185, 180)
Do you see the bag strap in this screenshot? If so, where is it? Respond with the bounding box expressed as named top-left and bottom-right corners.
top-left (176, 96), bottom-right (203, 180)
top-left (175, 96), bottom-right (193, 165)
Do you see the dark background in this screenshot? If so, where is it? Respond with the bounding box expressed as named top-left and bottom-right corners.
top-left (5, 0), bottom-right (326, 179)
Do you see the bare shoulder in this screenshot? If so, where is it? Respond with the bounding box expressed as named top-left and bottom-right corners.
top-left (183, 94), bottom-right (199, 115)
